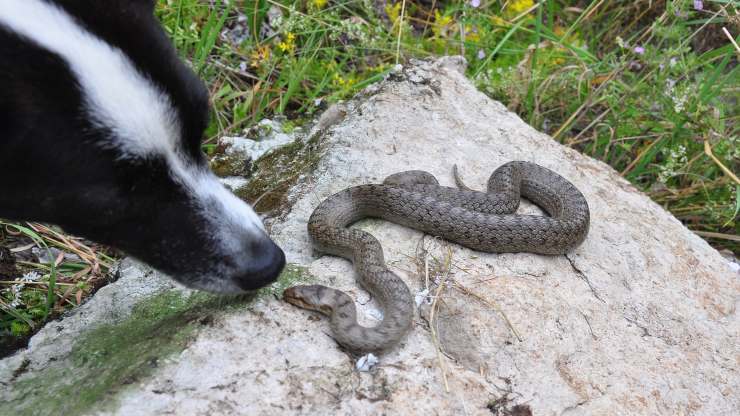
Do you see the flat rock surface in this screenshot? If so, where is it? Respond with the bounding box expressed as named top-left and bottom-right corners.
top-left (2, 57), bottom-right (738, 416)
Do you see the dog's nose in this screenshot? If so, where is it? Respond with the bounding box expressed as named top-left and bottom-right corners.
top-left (233, 237), bottom-right (286, 291)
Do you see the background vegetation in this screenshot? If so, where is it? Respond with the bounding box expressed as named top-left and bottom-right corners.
top-left (1, 0), bottom-right (737, 352)
top-left (157, 0), bottom-right (738, 245)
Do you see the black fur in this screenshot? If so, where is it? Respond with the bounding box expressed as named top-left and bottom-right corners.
top-left (0, 0), bottom-right (284, 292)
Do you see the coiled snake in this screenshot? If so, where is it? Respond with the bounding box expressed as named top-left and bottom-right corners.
top-left (283, 161), bottom-right (590, 354)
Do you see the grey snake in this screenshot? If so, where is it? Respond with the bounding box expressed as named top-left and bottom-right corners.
top-left (283, 161), bottom-right (590, 354)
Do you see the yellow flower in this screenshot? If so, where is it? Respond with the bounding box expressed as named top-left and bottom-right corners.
top-left (312, 0), bottom-right (328, 9)
top-left (385, 2), bottom-right (402, 25)
top-left (373, 63), bottom-right (389, 72)
top-left (490, 15), bottom-right (509, 28)
top-left (552, 25), bottom-right (584, 47)
top-left (536, 26), bottom-right (580, 66)
top-left (433, 10), bottom-right (454, 38)
top-left (550, 56), bottom-right (565, 65)
top-left (332, 73), bottom-right (357, 88)
top-left (249, 45), bottom-right (271, 68)
top-left (465, 24), bottom-right (480, 42)
top-left (278, 32), bottom-right (296, 54)
top-left (507, 0), bottom-right (534, 14)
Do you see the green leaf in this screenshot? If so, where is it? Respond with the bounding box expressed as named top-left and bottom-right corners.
top-left (194, 0), bottom-right (233, 74)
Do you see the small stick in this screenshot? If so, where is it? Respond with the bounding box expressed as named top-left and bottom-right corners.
top-left (693, 230), bottom-right (740, 242)
top-left (721, 27), bottom-right (740, 54)
top-left (704, 139), bottom-right (740, 186)
top-left (428, 251), bottom-right (451, 393)
top-left (395, 0), bottom-right (407, 65)
top-left (0, 281), bottom-right (75, 286)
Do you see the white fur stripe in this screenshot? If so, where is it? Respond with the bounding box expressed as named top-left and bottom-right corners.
top-left (0, 0), bottom-right (179, 157)
top-left (0, 0), bottom-right (266, 239)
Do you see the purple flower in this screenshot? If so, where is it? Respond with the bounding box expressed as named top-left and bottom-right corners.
top-left (693, 0), bottom-right (703, 11)
top-left (633, 46), bottom-right (645, 55)
top-left (470, 0), bottom-right (481, 8)
top-left (477, 49), bottom-right (486, 60)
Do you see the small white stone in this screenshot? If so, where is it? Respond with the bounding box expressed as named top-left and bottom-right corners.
top-left (219, 176), bottom-right (248, 191)
top-left (355, 353), bottom-right (379, 372)
top-left (415, 289), bottom-right (430, 306)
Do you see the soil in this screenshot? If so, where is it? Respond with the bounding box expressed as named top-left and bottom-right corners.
top-left (0, 246), bottom-right (18, 279)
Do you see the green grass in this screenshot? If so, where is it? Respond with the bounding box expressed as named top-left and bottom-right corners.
top-left (1, 0), bottom-right (737, 353)
top-left (154, 0), bottom-right (736, 245)
top-left (0, 222), bottom-right (115, 351)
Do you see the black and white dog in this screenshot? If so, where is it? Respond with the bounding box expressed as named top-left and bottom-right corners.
top-left (0, 0), bottom-right (285, 293)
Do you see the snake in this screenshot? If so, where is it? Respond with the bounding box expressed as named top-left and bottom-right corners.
top-left (283, 161), bottom-right (590, 354)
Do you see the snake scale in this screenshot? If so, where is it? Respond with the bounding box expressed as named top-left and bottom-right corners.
top-left (283, 161), bottom-right (590, 354)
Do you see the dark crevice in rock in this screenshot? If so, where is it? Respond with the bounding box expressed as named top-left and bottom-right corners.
top-left (559, 399), bottom-right (590, 416)
top-left (10, 358), bottom-right (30, 382)
top-left (623, 316), bottom-right (653, 338)
top-left (565, 254), bottom-right (605, 303)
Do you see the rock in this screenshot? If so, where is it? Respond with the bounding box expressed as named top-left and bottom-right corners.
top-left (219, 119), bottom-right (296, 162)
top-left (1, 57), bottom-right (737, 415)
top-left (219, 13), bottom-right (250, 47)
top-left (211, 119), bottom-right (298, 180)
top-left (218, 176), bottom-right (249, 191)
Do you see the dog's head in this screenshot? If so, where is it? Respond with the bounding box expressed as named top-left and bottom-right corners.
top-left (0, 0), bottom-right (285, 293)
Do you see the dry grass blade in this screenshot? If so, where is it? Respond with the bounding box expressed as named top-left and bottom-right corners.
top-left (703, 140), bottom-right (740, 186)
top-left (452, 281), bottom-right (522, 342)
top-left (620, 135), bottom-right (664, 176)
top-left (0, 281), bottom-right (75, 286)
top-left (553, 68), bottom-right (619, 141)
top-left (28, 223), bottom-right (112, 272)
top-left (396, 0), bottom-right (407, 65)
top-left (722, 27), bottom-right (740, 54)
top-left (693, 230), bottom-right (740, 242)
top-left (426, 244), bottom-right (453, 393)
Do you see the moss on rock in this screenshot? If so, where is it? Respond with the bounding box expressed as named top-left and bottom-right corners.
top-left (257, 263), bottom-right (315, 298)
top-left (210, 151), bottom-right (252, 177)
top-left (234, 133), bottom-right (325, 217)
top-left (2, 264), bottom-right (314, 416)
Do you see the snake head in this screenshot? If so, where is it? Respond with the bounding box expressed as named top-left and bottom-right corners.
top-left (283, 285), bottom-right (334, 316)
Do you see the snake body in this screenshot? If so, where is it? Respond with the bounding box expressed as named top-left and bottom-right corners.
top-left (283, 161), bottom-right (590, 354)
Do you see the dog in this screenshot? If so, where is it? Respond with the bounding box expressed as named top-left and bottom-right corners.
top-left (0, 0), bottom-right (285, 293)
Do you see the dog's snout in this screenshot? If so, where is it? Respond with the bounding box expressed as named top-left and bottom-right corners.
top-left (232, 237), bottom-right (286, 291)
